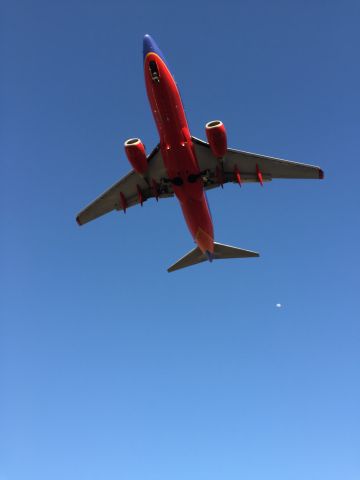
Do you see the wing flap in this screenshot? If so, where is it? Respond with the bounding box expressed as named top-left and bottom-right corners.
top-left (225, 148), bottom-right (324, 179)
top-left (76, 143), bottom-right (173, 226)
top-left (76, 172), bottom-right (151, 225)
top-left (192, 136), bottom-right (324, 189)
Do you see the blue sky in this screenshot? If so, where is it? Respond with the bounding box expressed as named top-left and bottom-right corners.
top-left (1, 1), bottom-right (360, 479)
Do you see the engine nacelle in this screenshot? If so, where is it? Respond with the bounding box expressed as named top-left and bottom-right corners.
top-left (205, 120), bottom-right (227, 158)
top-left (124, 138), bottom-right (147, 174)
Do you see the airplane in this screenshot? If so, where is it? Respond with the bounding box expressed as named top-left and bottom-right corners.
top-left (76, 34), bottom-right (324, 272)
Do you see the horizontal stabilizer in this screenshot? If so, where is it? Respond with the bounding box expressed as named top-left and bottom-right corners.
top-left (167, 242), bottom-right (259, 272)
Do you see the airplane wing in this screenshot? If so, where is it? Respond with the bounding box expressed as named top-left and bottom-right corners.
top-left (76, 144), bottom-right (173, 225)
top-left (192, 136), bottom-right (324, 189)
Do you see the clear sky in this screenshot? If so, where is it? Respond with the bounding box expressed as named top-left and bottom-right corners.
top-left (1, 1), bottom-right (360, 479)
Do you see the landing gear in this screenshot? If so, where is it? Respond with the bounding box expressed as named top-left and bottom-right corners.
top-left (188, 173), bottom-right (201, 183)
top-left (149, 60), bottom-right (160, 83)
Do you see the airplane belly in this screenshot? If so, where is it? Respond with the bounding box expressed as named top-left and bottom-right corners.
top-left (180, 195), bottom-right (214, 253)
top-left (144, 49), bottom-right (213, 250)
top-left (145, 53), bottom-right (188, 145)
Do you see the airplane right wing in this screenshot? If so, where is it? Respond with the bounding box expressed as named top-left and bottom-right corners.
top-left (192, 136), bottom-right (324, 189)
top-left (76, 143), bottom-right (173, 226)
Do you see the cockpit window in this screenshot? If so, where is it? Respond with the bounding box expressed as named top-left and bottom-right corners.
top-left (149, 60), bottom-right (160, 83)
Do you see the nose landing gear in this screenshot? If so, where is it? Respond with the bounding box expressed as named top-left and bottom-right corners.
top-left (149, 60), bottom-right (160, 83)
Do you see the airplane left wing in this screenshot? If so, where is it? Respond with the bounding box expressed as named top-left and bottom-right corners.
top-left (192, 136), bottom-right (324, 189)
top-left (76, 144), bottom-right (173, 225)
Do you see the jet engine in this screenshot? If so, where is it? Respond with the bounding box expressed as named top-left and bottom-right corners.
top-left (205, 120), bottom-right (227, 158)
top-left (124, 138), bottom-right (147, 174)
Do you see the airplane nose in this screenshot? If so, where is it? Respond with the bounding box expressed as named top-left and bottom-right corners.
top-left (143, 34), bottom-right (154, 57)
top-left (143, 34), bottom-right (166, 62)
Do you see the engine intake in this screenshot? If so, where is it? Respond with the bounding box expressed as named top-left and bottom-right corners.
top-left (124, 138), bottom-right (147, 174)
top-left (205, 120), bottom-right (227, 158)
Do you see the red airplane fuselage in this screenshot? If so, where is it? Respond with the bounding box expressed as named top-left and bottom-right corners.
top-left (144, 51), bottom-right (214, 256)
